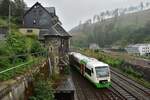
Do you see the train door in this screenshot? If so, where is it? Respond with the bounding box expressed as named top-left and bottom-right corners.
top-left (91, 68), bottom-right (96, 81)
top-left (80, 64), bottom-right (85, 75)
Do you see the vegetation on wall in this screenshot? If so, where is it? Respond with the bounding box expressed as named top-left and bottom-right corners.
top-left (0, 28), bottom-right (45, 81)
top-left (30, 79), bottom-right (54, 100)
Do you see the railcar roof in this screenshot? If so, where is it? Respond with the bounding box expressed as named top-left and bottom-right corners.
top-left (71, 52), bottom-right (109, 67)
top-left (87, 60), bottom-right (109, 68)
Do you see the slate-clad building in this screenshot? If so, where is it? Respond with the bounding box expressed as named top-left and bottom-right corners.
top-left (20, 2), bottom-right (71, 74)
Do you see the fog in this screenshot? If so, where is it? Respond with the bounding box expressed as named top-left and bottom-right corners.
top-left (24, 0), bottom-right (149, 31)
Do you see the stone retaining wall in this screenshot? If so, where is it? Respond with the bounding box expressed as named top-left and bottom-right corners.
top-left (0, 60), bottom-right (49, 100)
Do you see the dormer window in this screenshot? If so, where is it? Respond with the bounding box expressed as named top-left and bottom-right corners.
top-left (33, 20), bottom-right (36, 24)
top-left (34, 5), bottom-right (39, 9)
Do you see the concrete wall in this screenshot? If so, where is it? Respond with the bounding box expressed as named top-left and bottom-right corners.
top-left (0, 60), bottom-right (49, 100)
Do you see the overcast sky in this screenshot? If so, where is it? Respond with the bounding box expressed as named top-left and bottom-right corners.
top-left (24, 0), bottom-right (149, 31)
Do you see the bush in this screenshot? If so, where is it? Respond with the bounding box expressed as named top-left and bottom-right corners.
top-left (30, 41), bottom-right (43, 53)
top-left (7, 31), bottom-right (27, 55)
top-left (30, 80), bottom-right (54, 100)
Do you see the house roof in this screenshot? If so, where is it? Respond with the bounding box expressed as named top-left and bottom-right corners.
top-left (24, 2), bottom-right (71, 39)
top-left (39, 28), bottom-right (61, 40)
top-left (25, 6), bottom-right (55, 14)
top-left (54, 24), bottom-right (72, 37)
top-left (24, 2), bottom-right (56, 17)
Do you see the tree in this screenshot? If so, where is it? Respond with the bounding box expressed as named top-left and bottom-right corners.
top-left (13, 0), bottom-right (27, 24)
top-left (140, 2), bottom-right (144, 10)
top-left (7, 31), bottom-right (27, 55)
top-left (0, 0), bottom-right (10, 16)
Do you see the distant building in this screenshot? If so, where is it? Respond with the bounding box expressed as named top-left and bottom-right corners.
top-left (89, 43), bottom-right (100, 50)
top-left (125, 44), bottom-right (150, 56)
top-left (20, 2), bottom-right (71, 74)
top-left (0, 27), bottom-right (8, 40)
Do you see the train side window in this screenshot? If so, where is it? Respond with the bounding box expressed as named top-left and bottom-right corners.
top-left (85, 67), bottom-right (91, 76)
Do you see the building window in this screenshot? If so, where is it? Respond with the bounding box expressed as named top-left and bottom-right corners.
top-left (49, 46), bottom-right (53, 52)
top-left (27, 30), bottom-right (33, 33)
top-left (33, 20), bottom-right (36, 24)
top-left (55, 57), bottom-right (59, 63)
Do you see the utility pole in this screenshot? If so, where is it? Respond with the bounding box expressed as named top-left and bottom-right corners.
top-left (8, 3), bottom-right (11, 35)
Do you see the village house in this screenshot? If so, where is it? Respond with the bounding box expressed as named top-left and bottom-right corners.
top-left (125, 44), bottom-right (150, 56)
top-left (89, 43), bottom-right (100, 50)
top-left (20, 2), bottom-right (71, 74)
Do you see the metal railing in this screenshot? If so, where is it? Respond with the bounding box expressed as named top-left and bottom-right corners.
top-left (0, 51), bottom-right (48, 80)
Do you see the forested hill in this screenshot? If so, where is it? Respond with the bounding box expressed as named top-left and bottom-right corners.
top-left (70, 9), bottom-right (150, 48)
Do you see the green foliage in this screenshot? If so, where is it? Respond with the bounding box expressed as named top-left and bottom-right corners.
top-left (0, 0), bottom-right (26, 24)
top-left (7, 31), bottom-right (27, 55)
top-left (30, 80), bottom-right (54, 100)
top-left (0, 0), bottom-right (10, 16)
top-left (0, 41), bottom-right (10, 56)
top-left (0, 18), bottom-right (8, 27)
top-left (31, 41), bottom-right (43, 53)
top-left (122, 66), bottom-right (143, 78)
top-left (64, 66), bottom-right (70, 75)
top-left (71, 13), bottom-right (150, 48)
top-left (13, 0), bottom-right (27, 24)
top-left (0, 29), bottom-right (46, 81)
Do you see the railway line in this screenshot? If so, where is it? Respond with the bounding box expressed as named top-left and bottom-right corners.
top-left (111, 68), bottom-right (150, 100)
top-left (71, 67), bottom-right (150, 100)
top-left (72, 68), bottom-right (124, 100)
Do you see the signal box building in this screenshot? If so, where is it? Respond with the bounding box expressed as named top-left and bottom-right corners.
top-left (20, 2), bottom-right (71, 74)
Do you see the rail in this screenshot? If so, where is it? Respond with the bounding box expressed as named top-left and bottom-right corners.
top-left (0, 60), bottom-right (33, 74)
top-left (0, 51), bottom-right (48, 80)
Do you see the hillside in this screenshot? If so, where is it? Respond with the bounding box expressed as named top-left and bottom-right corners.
top-left (70, 9), bottom-right (150, 48)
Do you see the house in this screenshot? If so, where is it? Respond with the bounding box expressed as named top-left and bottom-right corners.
top-left (20, 2), bottom-right (71, 74)
top-left (0, 27), bottom-right (8, 40)
top-left (125, 44), bottom-right (150, 56)
top-left (89, 43), bottom-right (100, 50)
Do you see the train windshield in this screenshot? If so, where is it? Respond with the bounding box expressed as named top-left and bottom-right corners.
top-left (95, 66), bottom-right (109, 78)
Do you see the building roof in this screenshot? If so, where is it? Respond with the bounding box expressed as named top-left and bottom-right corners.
top-left (25, 6), bottom-right (55, 14)
top-left (54, 24), bottom-right (71, 37)
top-left (127, 44), bottom-right (150, 47)
top-left (24, 2), bottom-right (71, 39)
top-left (39, 28), bottom-right (61, 40)
top-left (24, 2), bottom-right (56, 18)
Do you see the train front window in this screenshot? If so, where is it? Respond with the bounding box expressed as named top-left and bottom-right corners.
top-left (95, 66), bottom-right (109, 78)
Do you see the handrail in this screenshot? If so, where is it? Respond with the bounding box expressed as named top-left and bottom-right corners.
top-left (0, 60), bottom-right (33, 74)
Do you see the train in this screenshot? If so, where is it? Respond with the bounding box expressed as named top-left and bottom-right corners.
top-left (69, 52), bottom-right (111, 88)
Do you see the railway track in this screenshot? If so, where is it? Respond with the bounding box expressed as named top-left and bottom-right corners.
top-left (71, 68), bottom-right (125, 100)
top-left (111, 68), bottom-right (150, 100)
top-left (71, 67), bottom-right (150, 100)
